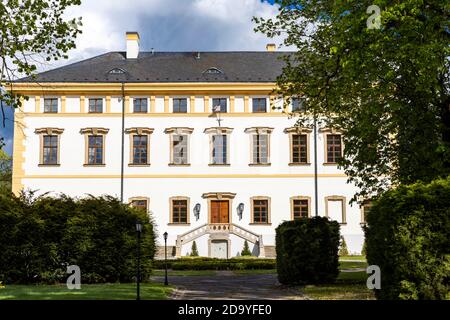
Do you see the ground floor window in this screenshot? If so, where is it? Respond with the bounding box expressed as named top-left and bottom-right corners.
top-left (251, 197), bottom-right (270, 224)
top-left (291, 196), bottom-right (310, 219)
top-left (170, 197), bottom-right (189, 224)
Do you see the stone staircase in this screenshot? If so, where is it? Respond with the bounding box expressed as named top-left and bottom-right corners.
top-left (175, 223), bottom-right (265, 257)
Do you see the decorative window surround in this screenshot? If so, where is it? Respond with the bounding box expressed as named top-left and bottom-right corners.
top-left (35, 128), bottom-right (64, 166)
top-left (125, 127), bottom-right (154, 166)
top-left (250, 196), bottom-right (271, 225)
top-left (204, 127), bottom-right (233, 166)
top-left (284, 127), bottom-right (312, 165)
top-left (80, 127), bottom-right (109, 166)
top-left (290, 196), bottom-right (311, 219)
top-left (325, 195), bottom-right (347, 224)
top-left (164, 127), bottom-right (194, 166)
top-left (169, 196), bottom-right (190, 225)
top-left (245, 127), bottom-right (273, 166)
top-left (319, 127), bottom-right (344, 165)
top-left (129, 196), bottom-right (150, 212)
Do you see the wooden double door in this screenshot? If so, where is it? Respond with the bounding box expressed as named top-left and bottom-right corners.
top-left (210, 200), bottom-right (229, 224)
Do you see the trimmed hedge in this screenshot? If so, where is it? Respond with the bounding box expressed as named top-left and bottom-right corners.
top-left (153, 257), bottom-right (276, 270)
top-left (365, 177), bottom-right (450, 300)
top-left (276, 217), bottom-right (340, 285)
top-left (0, 191), bottom-right (156, 284)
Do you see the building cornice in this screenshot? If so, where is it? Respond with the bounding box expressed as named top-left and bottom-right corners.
top-left (5, 82), bottom-right (277, 95)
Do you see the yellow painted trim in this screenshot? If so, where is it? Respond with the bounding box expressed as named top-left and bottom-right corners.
top-left (164, 96), bottom-right (169, 113)
top-left (61, 96), bottom-right (66, 113)
top-left (21, 173), bottom-right (347, 179)
top-left (7, 82), bottom-right (277, 94)
top-left (150, 96), bottom-right (155, 113)
top-left (125, 96), bottom-right (130, 113)
top-left (190, 96), bottom-right (195, 113)
top-left (204, 96), bottom-right (209, 112)
top-left (20, 112), bottom-right (289, 118)
top-left (229, 96), bottom-right (235, 113)
top-left (244, 96), bottom-right (249, 113)
top-left (269, 95), bottom-right (275, 113)
top-left (80, 96), bottom-right (85, 113)
top-left (35, 96), bottom-right (40, 113)
top-left (12, 113), bottom-right (26, 195)
top-left (105, 96), bottom-right (111, 113)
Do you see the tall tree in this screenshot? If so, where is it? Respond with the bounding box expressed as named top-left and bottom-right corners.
top-left (0, 149), bottom-right (12, 191)
top-left (0, 0), bottom-right (82, 126)
top-left (254, 0), bottom-right (449, 201)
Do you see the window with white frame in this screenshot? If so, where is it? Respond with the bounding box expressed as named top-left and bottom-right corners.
top-left (204, 127), bottom-right (233, 165)
top-left (44, 98), bottom-right (58, 113)
top-left (133, 98), bottom-right (148, 113)
top-left (212, 98), bottom-right (227, 113)
top-left (35, 128), bottom-right (64, 165)
top-left (292, 97), bottom-right (306, 112)
top-left (245, 127), bottom-right (273, 165)
top-left (125, 127), bottom-right (153, 166)
top-left (164, 127), bottom-right (193, 165)
top-left (252, 98), bottom-right (267, 113)
top-left (173, 98), bottom-right (187, 113)
top-left (88, 98), bottom-right (103, 113)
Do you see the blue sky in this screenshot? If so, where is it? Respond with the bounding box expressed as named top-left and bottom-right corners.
top-left (0, 0), bottom-right (282, 157)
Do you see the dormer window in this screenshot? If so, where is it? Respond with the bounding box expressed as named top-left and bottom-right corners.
top-left (204, 67), bottom-right (223, 75)
top-left (108, 68), bottom-right (126, 75)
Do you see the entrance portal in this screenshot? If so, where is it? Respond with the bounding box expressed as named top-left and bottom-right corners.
top-left (210, 200), bottom-right (229, 224)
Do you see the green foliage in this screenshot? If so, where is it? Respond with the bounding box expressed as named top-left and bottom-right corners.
top-left (241, 240), bottom-right (252, 256)
top-left (0, 0), bottom-right (82, 110)
top-left (338, 236), bottom-right (349, 256)
top-left (0, 191), bottom-right (156, 284)
top-left (153, 258), bottom-right (276, 271)
top-left (276, 217), bottom-right (340, 285)
top-left (254, 0), bottom-right (450, 201)
top-left (0, 150), bottom-right (12, 191)
top-left (365, 177), bottom-right (450, 300)
top-left (190, 241), bottom-right (199, 257)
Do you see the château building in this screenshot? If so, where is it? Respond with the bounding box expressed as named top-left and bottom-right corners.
top-left (10, 32), bottom-right (366, 258)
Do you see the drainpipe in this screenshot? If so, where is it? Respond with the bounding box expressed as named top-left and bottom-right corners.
top-left (313, 112), bottom-right (318, 216)
top-left (120, 83), bottom-right (125, 202)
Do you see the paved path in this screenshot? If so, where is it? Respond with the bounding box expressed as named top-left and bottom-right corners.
top-left (151, 272), bottom-right (306, 300)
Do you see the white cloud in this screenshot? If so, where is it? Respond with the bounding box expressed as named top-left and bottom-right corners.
top-left (39, 0), bottom-right (286, 72)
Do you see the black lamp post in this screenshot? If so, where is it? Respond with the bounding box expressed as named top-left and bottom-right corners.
top-left (136, 221), bottom-right (142, 300)
top-left (163, 232), bottom-right (168, 285)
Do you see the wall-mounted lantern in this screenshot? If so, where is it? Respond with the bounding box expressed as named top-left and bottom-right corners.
top-left (237, 203), bottom-right (244, 220)
top-left (194, 203), bottom-right (201, 221)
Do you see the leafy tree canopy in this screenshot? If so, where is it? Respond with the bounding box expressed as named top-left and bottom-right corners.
top-left (0, 0), bottom-right (82, 123)
top-left (254, 0), bottom-right (449, 201)
top-left (0, 149), bottom-right (12, 191)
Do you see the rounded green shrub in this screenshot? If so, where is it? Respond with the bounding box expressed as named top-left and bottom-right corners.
top-left (0, 192), bottom-right (156, 284)
top-left (365, 177), bottom-right (450, 300)
top-left (276, 217), bottom-right (340, 285)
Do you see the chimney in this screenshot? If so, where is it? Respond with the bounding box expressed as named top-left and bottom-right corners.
top-left (266, 43), bottom-right (276, 52)
top-left (126, 32), bottom-right (140, 59)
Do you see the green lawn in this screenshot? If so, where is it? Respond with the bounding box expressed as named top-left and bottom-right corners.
top-left (0, 282), bottom-right (173, 300)
top-left (301, 271), bottom-right (375, 300)
top-left (339, 260), bottom-right (368, 270)
top-left (339, 255), bottom-right (366, 261)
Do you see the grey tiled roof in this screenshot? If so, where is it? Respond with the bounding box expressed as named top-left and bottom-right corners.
top-left (16, 51), bottom-right (291, 83)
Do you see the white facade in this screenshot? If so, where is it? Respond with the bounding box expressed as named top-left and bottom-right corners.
top-left (15, 94), bottom-right (365, 257)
